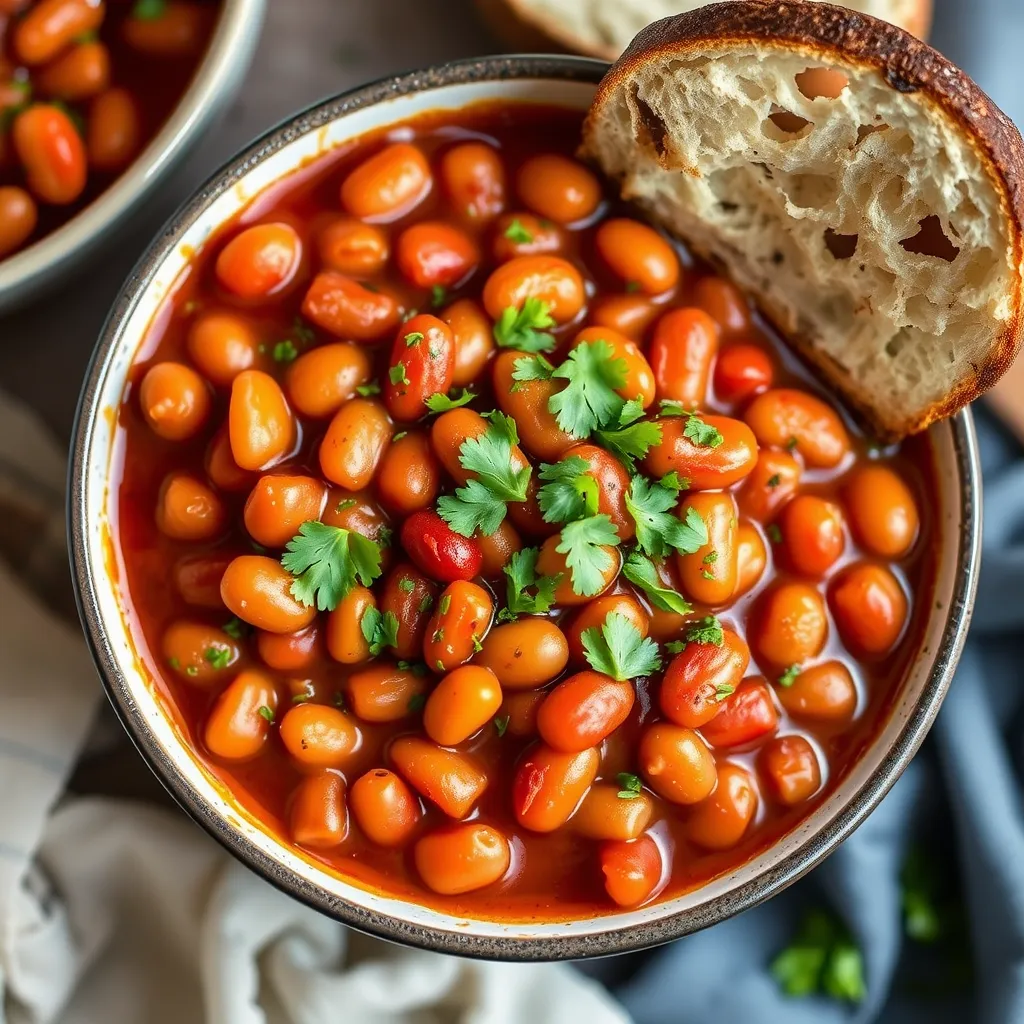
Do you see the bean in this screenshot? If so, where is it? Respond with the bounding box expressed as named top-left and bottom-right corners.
top-left (643, 414), bottom-right (758, 490)
top-left (492, 351), bottom-right (576, 462)
top-left (692, 276), bottom-right (751, 335)
top-left (830, 563), bottom-right (907, 656)
top-left (340, 142), bottom-right (431, 222)
top-left (778, 660), bottom-right (857, 722)
top-left (700, 677), bottom-right (779, 749)
top-left (317, 217), bottom-right (388, 276)
top-left (752, 582), bottom-right (828, 667)
top-left (87, 87), bottom-right (139, 171)
top-left (499, 690), bottom-right (545, 737)
top-left (377, 563), bottom-right (437, 659)
top-left (440, 141), bottom-right (505, 222)
top-left (229, 370), bottom-right (295, 471)
top-left (319, 398), bottom-right (392, 489)
top-left (660, 627), bottom-right (749, 729)
top-left (256, 623), bottom-right (321, 673)
top-left (491, 211), bottom-right (564, 262)
top-left (560, 442), bottom-right (634, 540)
top-left (15, 0), bottom-right (104, 65)
top-left (737, 450), bottom-right (801, 523)
top-left (512, 744), bottom-right (599, 832)
top-left (320, 489), bottom-right (391, 547)
top-left (638, 723), bottom-right (717, 804)
top-left (687, 763), bottom-right (758, 850)
top-left (744, 388), bottom-right (849, 468)
top-left (573, 326), bottom-right (656, 407)
top-left (476, 518), bottom-right (522, 577)
top-left (279, 704), bottom-right (362, 769)
top-left (424, 665), bottom-right (502, 746)
top-left (36, 40), bottom-right (109, 100)
top-left (844, 464), bottom-right (919, 558)
top-left (377, 431), bottom-right (441, 516)
top-left (383, 313), bottom-right (455, 422)
top-left (475, 619), bottom-right (568, 690)
top-left (536, 531), bottom-right (620, 605)
top-left (779, 495), bottom-right (845, 577)
top-left (215, 222), bottom-right (301, 299)
top-left (414, 823), bottom-right (510, 895)
top-left (301, 271), bottom-right (400, 341)
top-left (220, 555), bottom-right (316, 634)
top-left (595, 218), bottom-right (679, 294)
top-left (162, 620), bottom-right (240, 686)
top-left (400, 509), bottom-right (484, 583)
top-left (600, 835), bottom-right (662, 908)
top-left (648, 307), bottom-right (718, 408)
top-left (187, 311), bottom-right (261, 386)
top-left (243, 474), bottom-right (326, 548)
top-left (123, 1), bottom-right (209, 55)
top-left (205, 427), bottom-right (255, 492)
top-left (285, 342), bottom-right (370, 418)
top-left (441, 298), bottom-right (495, 387)
top-left (204, 669), bottom-right (278, 762)
top-left (517, 153), bottom-right (600, 224)
top-left (676, 491), bottom-right (739, 606)
top-left (346, 663), bottom-right (429, 722)
top-left (735, 522), bottom-right (768, 596)
top-left (389, 736), bottom-right (489, 819)
top-left (422, 580), bottom-right (493, 672)
top-left (139, 361), bottom-right (210, 441)
top-left (13, 104), bottom-right (86, 204)
top-left (566, 594), bottom-right (647, 665)
top-left (349, 769), bottom-right (421, 847)
top-left (396, 221), bottom-right (479, 289)
top-left (587, 293), bottom-right (661, 339)
top-left (714, 343), bottom-right (774, 404)
top-left (537, 671), bottom-right (634, 752)
top-left (325, 585), bottom-right (375, 664)
top-left (573, 782), bottom-right (653, 841)
top-left (155, 472), bottom-right (225, 541)
top-left (482, 254), bottom-right (585, 323)
top-left (760, 735), bottom-right (822, 805)
top-left (290, 771), bottom-right (347, 848)
top-left (0, 186), bottom-right (37, 257)
top-left (174, 553), bottom-right (231, 608)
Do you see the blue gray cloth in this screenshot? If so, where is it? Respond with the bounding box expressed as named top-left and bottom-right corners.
top-left (588, 4), bottom-right (1024, 1020)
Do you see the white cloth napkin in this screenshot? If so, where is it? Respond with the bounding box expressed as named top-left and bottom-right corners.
top-left (0, 394), bottom-right (630, 1024)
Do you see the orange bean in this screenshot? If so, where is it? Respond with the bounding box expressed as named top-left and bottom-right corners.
top-left (349, 768), bottom-right (421, 847)
top-left (174, 553), bottom-right (231, 609)
top-left (692, 276), bottom-right (751, 335)
top-left (587, 293), bottom-right (661, 339)
top-left (676, 491), bottom-right (739, 607)
top-left (279, 703), bottom-right (362, 769)
top-left (844, 464), bottom-right (920, 558)
top-left (536, 532), bottom-right (620, 605)
top-left (440, 141), bottom-right (506, 222)
top-left (830, 563), bottom-right (907, 656)
top-left (0, 186), bottom-right (38, 257)
top-left (205, 426), bottom-right (254, 492)
top-left (290, 771), bottom-right (347, 848)
top-left (243, 474), bottom-right (326, 548)
top-left (492, 351), bottom-right (576, 462)
top-left (499, 690), bottom-right (545, 737)
top-left (600, 835), bottom-right (662, 907)
top-left (87, 87), bottom-right (139, 171)
top-left (13, 104), bottom-right (86, 204)
top-left (595, 218), bottom-right (679, 294)
top-left (714, 343), bottom-right (775, 404)
top-left (424, 665), bottom-right (502, 746)
top-left (15, 0), bottom-right (105, 65)
top-left (638, 723), bottom-right (717, 804)
top-left (648, 308), bottom-right (719, 408)
top-left (346, 663), bottom-right (429, 722)
top-left (512, 745), bottom-right (599, 832)
top-left (389, 736), bottom-right (489, 819)
top-left (139, 361), bottom-right (210, 441)
top-left (377, 563), bottom-right (437, 660)
top-left (565, 594), bottom-right (647, 665)
top-left (475, 619), bottom-right (568, 690)
top-left (476, 517), bottom-right (522, 576)
top-left (383, 313), bottom-right (455, 422)
top-left (228, 370), bottom-right (295, 471)
top-left (491, 211), bottom-right (565, 262)
top-left (317, 217), bottom-right (389, 276)
top-left (301, 271), bottom-right (400, 341)
top-left (643, 414), bottom-right (758, 490)
top-left (162, 620), bottom-right (240, 686)
top-left (779, 495), bottom-right (845, 577)
top-left (744, 389), bottom-right (849, 468)
top-left (517, 153), bottom-right (600, 224)
top-left (737, 450), bottom-right (801, 523)
top-left (376, 431), bottom-right (441, 516)
top-left (216, 223), bottom-right (301, 300)
top-left (422, 580), bottom-right (493, 673)
top-left (220, 554), bottom-right (316, 634)
top-left (340, 142), bottom-right (431, 222)
top-left (660, 628), bottom-right (749, 729)
top-left (256, 623), bottom-right (321, 673)
top-left (573, 326), bottom-right (656, 407)
top-left (537, 671), bottom-right (634, 752)
top-left (318, 398), bottom-right (392, 490)
top-left (285, 342), bottom-right (370, 418)
top-left (777, 660), bottom-right (858, 722)
top-left (687, 763), bottom-right (758, 850)
top-left (701, 677), bottom-right (779, 749)
top-left (760, 735), bottom-right (822, 805)
top-left (122, 1), bottom-right (210, 55)
top-left (320, 489), bottom-right (392, 548)
top-left (187, 311), bottom-right (261, 387)
top-left (482, 255), bottom-right (585, 323)
top-left (204, 669), bottom-right (278, 762)
top-left (752, 582), bottom-right (829, 667)
top-left (736, 522), bottom-right (768, 596)
top-left (36, 40), bottom-right (109, 100)
top-left (441, 298), bottom-right (495, 387)
top-left (325, 585), bottom-right (376, 665)
top-left (395, 220), bottom-right (479, 289)
top-left (573, 782), bottom-right (653, 841)
top-left (414, 823), bottom-right (510, 895)
top-left (155, 472), bottom-right (225, 541)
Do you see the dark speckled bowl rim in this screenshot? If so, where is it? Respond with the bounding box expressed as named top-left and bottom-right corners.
top-left (69, 54), bottom-right (982, 962)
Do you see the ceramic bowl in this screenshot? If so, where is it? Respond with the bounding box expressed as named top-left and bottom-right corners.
top-left (0, 0), bottom-right (265, 314)
top-left (69, 56), bottom-right (981, 961)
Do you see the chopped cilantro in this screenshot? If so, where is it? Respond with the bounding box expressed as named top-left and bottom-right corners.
top-left (901, 847), bottom-right (943, 943)
top-left (418, 594), bottom-right (434, 614)
top-left (425, 388), bottom-right (475, 413)
top-left (356, 381), bottom-right (381, 396)
top-left (430, 285), bottom-right (447, 308)
top-left (621, 550), bottom-right (692, 615)
top-left (404, 331), bottom-right (424, 347)
top-left (185, 665), bottom-right (198, 677)
top-left (497, 547), bottom-right (560, 622)
top-left (510, 353), bottom-right (555, 388)
top-left (767, 473), bottom-right (782, 489)
top-left (582, 612), bottom-right (661, 680)
top-left (504, 219), bottom-right (534, 244)
top-left (389, 363), bottom-right (410, 386)
top-left (537, 456), bottom-right (599, 524)
top-left (203, 645), bottom-right (232, 670)
top-left (392, 431), bottom-right (407, 443)
top-left (360, 607), bottom-right (400, 656)
top-left (281, 521), bottom-right (383, 611)
top-left (771, 909), bottom-right (866, 1003)
top-left (548, 340), bottom-right (627, 438)
top-left (616, 772), bottom-right (643, 799)
top-left (494, 715), bottom-right (510, 737)
top-left (132, 0), bottom-right (167, 19)
top-left (594, 401), bottom-right (663, 471)
top-left (407, 693), bottom-right (427, 713)
top-left (715, 683), bottom-right (735, 701)
top-left (624, 280), bottom-right (642, 293)
top-left (556, 515), bottom-right (620, 597)
top-left (685, 616), bottom-right (725, 647)
top-left (778, 664), bottom-right (802, 688)
top-left (682, 413), bottom-right (725, 448)
top-left (273, 340), bottom-right (298, 363)
top-left (786, 436), bottom-right (800, 451)
top-left (257, 705), bottom-right (275, 723)
top-left (334, 498), bottom-right (356, 513)
top-left (767, 523), bottom-right (783, 544)
top-left (493, 297), bottom-right (556, 353)
top-left (398, 577), bottom-right (415, 594)
top-left (222, 617), bottom-right (246, 640)
top-left (439, 594), bottom-right (452, 615)
top-left (291, 692), bottom-right (311, 704)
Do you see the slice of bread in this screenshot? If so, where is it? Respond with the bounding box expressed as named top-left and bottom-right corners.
top-left (580, 1), bottom-right (1024, 438)
top-left (475, 0), bottom-right (931, 61)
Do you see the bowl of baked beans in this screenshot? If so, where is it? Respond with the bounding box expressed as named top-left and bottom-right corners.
top-left (69, 57), bottom-right (981, 959)
top-left (0, 0), bottom-right (263, 312)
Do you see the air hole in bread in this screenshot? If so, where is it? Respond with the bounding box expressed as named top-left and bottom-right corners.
top-left (824, 229), bottom-right (858, 260)
top-left (764, 108), bottom-right (813, 140)
top-left (899, 215), bottom-right (960, 262)
top-left (885, 329), bottom-right (910, 358)
top-left (631, 88), bottom-right (668, 160)
top-left (795, 67), bottom-right (849, 100)
top-left (738, 78), bottom-right (766, 101)
top-left (780, 173), bottom-right (837, 209)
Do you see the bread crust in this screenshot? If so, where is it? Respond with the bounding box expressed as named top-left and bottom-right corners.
top-left (475, 0), bottom-right (933, 62)
top-left (583, 1), bottom-right (1024, 437)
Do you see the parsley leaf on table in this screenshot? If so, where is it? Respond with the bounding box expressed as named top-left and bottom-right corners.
top-left (493, 297), bottom-right (556, 353)
top-left (770, 908), bottom-right (866, 1004)
top-left (281, 521), bottom-right (383, 611)
top-left (360, 607), bottom-right (400, 656)
top-left (625, 475), bottom-right (707, 557)
top-left (582, 611), bottom-right (662, 680)
top-left (425, 388), bottom-right (475, 413)
top-left (548, 340), bottom-right (627, 438)
top-left (537, 457), bottom-right (599, 524)
top-left (496, 547), bottom-right (560, 622)
top-left (621, 550), bottom-right (692, 615)
top-left (556, 515), bottom-right (621, 597)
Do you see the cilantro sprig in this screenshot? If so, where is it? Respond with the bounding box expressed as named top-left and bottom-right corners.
top-left (360, 607), bottom-right (400, 656)
top-left (594, 398), bottom-right (663, 472)
top-left (771, 909), bottom-right (866, 1003)
top-left (281, 521), bottom-right (383, 611)
top-left (496, 547), bottom-right (560, 622)
top-left (625, 474), bottom-right (707, 557)
top-left (548, 340), bottom-right (627, 438)
top-left (537, 457), bottom-right (599, 524)
top-left (581, 611), bottom-right (661, 680)
top-left (425, 388), bottom-right (475, 413)
top-left (556, 515), bottom-right (620, 597)
top-left (621, 551), bottom-right (692, 615)
top-left (493, 297), bottom-right (556, 353)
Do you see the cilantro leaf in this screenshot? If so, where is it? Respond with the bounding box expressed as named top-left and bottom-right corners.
top-left (556, 515), bottom-right (620, 597)
top-left (715, 683), bottom-right (735, 701)
top-left (360, 607), bottom-right (400, 656)
top-left (625, 476), bottom-right (708, 557)
top-left (281, 521), bottom-right (383, 611)
top-left (621, 550), bottom-right (692, 615)
top-left (389, 363), bottom-right (409, 385)
top-left (537, 457), bottom-right (599, 524)
top-left (616, 772), bottom-right (643, 799)
top-left (767, 523), bottom-right (783, 544)
top-left (425, 388), bottom-right (475, 413)
top-left (594, 420), bottom-right (663, 473)
top-left (273, 340), bottom-right (298, 363)
top-left (494, 715), bottom-right (511, 736)
top-left (222, 617), bottom-right (247, 640)
top-left (430, 285), bottom-right (447, 308)
top-left (504, 218), bottom-right (534, 244)
top-left (458, 412), bottom-right (529, 501)
top-left (511, 353), bottom-right (554, 387)
top-left (493, 297), bottom-right (556, 353)
top-left (404, 331), bottom-right (424, 347)
top-left (497, 547), bottom-right (560, 621)
top-left (618, 397), bottom-right (646, 425)
top-left (581, 611), bottom-right (661, 680)
top-left (257, 705), bottom-right (275, 723)
top-left (900, 847), bottom-right (944, 943)
top-left (437, 478), bottom-right (508, 537)
top-left (356, 381), bottom-right (381, 397)
top-left (771, 908), bottom-right (866, 1003)
top-left (203, 645), bottom-right (232, 670)
top-left (683, 413), bottom-right (724, 448)
top-left (778, 664), bottom-right (802, 688)
top-left (685, 616), bottom-right (725, 647)
top-left (548, 340), bottom-right (627, 438)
